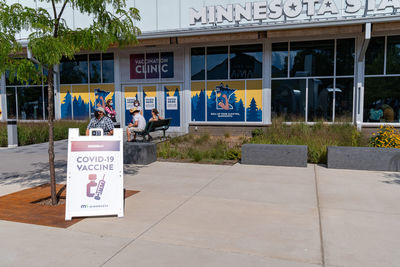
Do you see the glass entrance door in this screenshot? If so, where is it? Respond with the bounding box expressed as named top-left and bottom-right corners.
top-left (162, 84), bottom-right (182, 129)
top-left (122, 84), bottom-right (182, 131)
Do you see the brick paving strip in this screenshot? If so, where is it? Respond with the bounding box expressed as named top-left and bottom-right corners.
top-left (0, 184), bottom-right (139, 228)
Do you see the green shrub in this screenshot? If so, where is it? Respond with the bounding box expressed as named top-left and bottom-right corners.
top-left (226, 148), bottom-right (241, 160)
top-left (194, 133), bottom-right (210, 145)
top-left (0, 120), bottom-right (88, 147)
top-left (251, 128), bottom-right (264, 137)
top-left (0, 123), bottom-right (7, 147)
top-left (249, 121), bottom-right (363, 164)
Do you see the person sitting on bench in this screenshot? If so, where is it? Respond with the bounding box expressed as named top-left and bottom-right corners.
top-left (127, 107), bottom-right (146, 142)
top-left (149, 108), bottom-right (163, 122)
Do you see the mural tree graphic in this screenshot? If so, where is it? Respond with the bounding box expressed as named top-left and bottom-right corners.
top-left (61, 91), bottom-right (72, 119)
top-left (0, 0), bottom-right (140, 205)
top-left (247, 97), bottom-right (260, 122)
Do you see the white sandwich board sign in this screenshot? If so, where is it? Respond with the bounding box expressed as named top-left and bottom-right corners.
top-left (65, 128), bottom-right (124, 220)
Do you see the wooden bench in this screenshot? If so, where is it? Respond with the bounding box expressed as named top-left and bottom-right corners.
top-left (136, 118), bottom-right (172, 141)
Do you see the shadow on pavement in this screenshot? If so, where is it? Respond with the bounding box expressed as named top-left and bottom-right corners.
top-left (383, 172), bottom-right (400, 185)
top-left (0, 159), bottom-right (143, 188)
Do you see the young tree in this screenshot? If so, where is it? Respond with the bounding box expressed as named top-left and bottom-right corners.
top-left (0, 0), bottom-right (140, 205)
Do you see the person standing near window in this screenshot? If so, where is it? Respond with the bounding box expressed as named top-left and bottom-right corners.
top-left (105, 99), bottom-right (117, 122)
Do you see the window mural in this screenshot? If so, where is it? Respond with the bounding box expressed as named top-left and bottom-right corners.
top-left (124, 86), bottom-right (138, 126)
top-left (207, 80), bottom-right (245, 122)
top-left (143, 85), bottom-right (157, 122)
top-left (72, 85), bottom-right (90, 120)
top-left (60, 85), bottom-right (72, 119)
top-left (90, 84), bottom-right (115, 114)
top-left (60, 84), bottom-right (115, 120)
top-left (246, 80), bottom-right (263, 122)
top-left (164, 85), bottom-right (180, 127)
top-left (191, 82), bottom-right (206, 122)
top-left (191, 80), bottom-right (262, 122)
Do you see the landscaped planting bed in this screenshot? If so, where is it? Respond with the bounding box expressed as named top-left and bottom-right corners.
top-left (0, 120), bottom-right (88, 147)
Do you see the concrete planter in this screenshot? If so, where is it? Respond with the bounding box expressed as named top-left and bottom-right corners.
top-left (124, 142), bottom-right (157, 165)
top-left (327, 146), bottom-right (400, 171)
top-left (241, 144), bottom-right (308, 167)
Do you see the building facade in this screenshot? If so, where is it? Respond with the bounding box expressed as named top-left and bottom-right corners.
top-left (1, 0), bottom-right (400, 132)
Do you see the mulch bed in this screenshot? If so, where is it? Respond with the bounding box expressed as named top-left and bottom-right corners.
top-left (0, 184), bottom-right (139, 228)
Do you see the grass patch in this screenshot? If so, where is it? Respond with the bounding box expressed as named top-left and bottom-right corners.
top-left (157, 133), bottom-right (243, 164)
top-left (0, 120), bottom-right (88, 147)
top-left (158, 119), bottom-right (369, 165)
top-left (249, 118), bottom-right (367, 164)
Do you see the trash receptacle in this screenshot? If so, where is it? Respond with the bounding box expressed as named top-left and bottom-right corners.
top-left (7, 119), bottom-right (18, 148)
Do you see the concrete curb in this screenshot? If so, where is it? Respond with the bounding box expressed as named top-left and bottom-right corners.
top-left (241, 144), bottom-right (308, 167)
top-left (327, 146), bottom-right (400, 171)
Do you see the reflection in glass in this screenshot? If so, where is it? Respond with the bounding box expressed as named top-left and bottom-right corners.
top-left (102, 53), bottom-right (114, 83)
top-left (387, 36), bottom-right (400, 74)
top-left (290, 40), bottom-right (334, 77)
top-left (60, 54), bottom-right (88, 84)
top-left (44, 86), bottom-right (49, 119)
top-left (207, 46), bottom-right (228, 80)
top-left (365, 37), bottom-right (385, 75)
top-left (6, 87), bottom-right (16, 119)
top-left (191, 48), bottom-right (205, 80)
top-left (308, 79), bottom-right (333, 122)
top-left (161, 52), bottom-right (174, 79)
top-left (230, 44), bottom-right (262, 79)
top-left (89, 54), bottom-right (101, 83)
top-left (336, 39), bottom-right (355, 76)
top-left (272, 43), bottom-right (288, 78)
top-left (335, 78), bottom-right (354, 121)
top-left (17, 86), bottom-right (44, 120)
top-left (272, 79), bottom-right (306, 121)
top-left (364, 77), bottom-right (400, 122)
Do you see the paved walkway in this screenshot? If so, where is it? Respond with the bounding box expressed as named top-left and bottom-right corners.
top-left (0, 143), bottom-right (400, 266)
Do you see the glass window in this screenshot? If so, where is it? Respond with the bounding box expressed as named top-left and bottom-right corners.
top-left (191, 48), bottom-right (205, 80)
top-left (272, 79), bottom-right (306, 121)
top-left (207, 46), bottom-right (228, 80)
top-left (230, 44), bottom-right (262, 79)
top-left (44, 86), bottom-right (51, 120)
top-left (365, 37), bottom-right (385, 75)
top-left (60, 54), bottom-right (88, 84)
top-left (89, 54), bottom-right (101, 83)
top-left (102, 53), bottom-right (114, 83)
top-left (6, 71), bottom-right (23, 86)
top-left (387, 36), bottom-right (400, 74)
top-left (272, 43), bottom-right (288, 78)
top-left (161, 52), bottom-right (174, 79)
top-left (335, 78), bottom-right (354, 121)
top-left (308, 78), bottom-right (334, 122)
top-left (290, 40), bottom-right (334, 77)
top-left (17, 86), bottom-right (44, 120)
top-left (336, 39), bottom-right (355, 76)
top-left (364, 77), bottom-right (400, 122)
top-left (145, 53), bottom-right (160, 79)
top-left (6, 87), bottom-right (16, 119)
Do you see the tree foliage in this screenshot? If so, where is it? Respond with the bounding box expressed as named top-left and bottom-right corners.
top-left (0, 0), bottom-right (140, 83)
top-left (0, 0), bottom-right (140, 205)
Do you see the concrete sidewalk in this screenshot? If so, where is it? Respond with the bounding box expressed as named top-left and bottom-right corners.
top-left (0, 145), bottom-right (400, 266)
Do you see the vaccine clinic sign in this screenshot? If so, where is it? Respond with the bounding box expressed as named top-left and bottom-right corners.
top-left (65, 128), bottom-right (124, 220)
top-left (189, 0), bottom-right (400, 25)
top-left (130, 52), bottom-right (174, 79)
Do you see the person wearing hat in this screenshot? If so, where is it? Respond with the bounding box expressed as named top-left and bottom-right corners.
top-left (127, 107), bottom-right (146, 141)
top-left (86, 106), bottom-right (114, 136)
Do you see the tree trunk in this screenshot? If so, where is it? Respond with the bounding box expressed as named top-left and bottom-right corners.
top-left (48, 66), bottom-right (57, 205)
